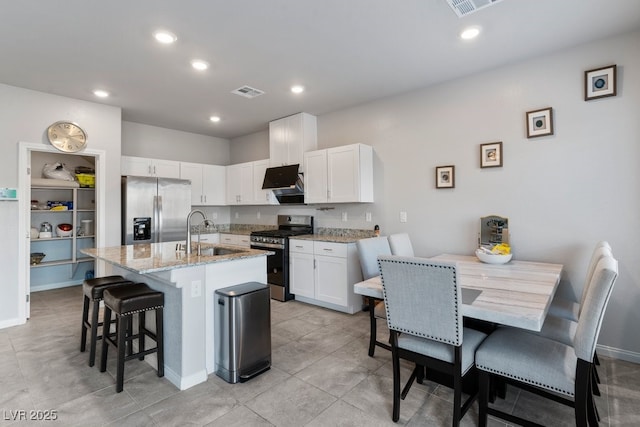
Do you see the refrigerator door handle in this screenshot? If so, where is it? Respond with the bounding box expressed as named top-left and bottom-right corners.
top-left (156, 195), bottom-right (163, 242)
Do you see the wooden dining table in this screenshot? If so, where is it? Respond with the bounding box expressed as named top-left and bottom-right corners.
top-left (353, 253), bottom-right (563, 332)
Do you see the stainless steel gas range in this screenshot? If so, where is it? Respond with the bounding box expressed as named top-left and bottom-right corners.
top-left (250, 215), bottom-right (314, 301)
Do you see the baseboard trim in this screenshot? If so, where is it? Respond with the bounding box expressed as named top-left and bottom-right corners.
top-left (132, 346), bottom-right (207, 391)
top-left (0, 317), bottom-right (25, 330)
top-left (596, 344), bottom-right (640, 364)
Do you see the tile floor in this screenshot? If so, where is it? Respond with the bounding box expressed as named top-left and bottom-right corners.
top-left (1, 285), bottom-right (639, 426)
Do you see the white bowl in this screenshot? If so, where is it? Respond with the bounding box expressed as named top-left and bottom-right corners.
top-left (475, 249), bottom-right (513, 264)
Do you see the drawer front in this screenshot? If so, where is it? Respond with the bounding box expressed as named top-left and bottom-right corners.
top-left (314, 241), bottom-right (347, 258)
top-left (220, 234), bottom-right (236, 245)
top-left (199, 233), bottom-right (219, 243)
top-left (236, 235), bottom-right (251, 247)
top-left (289, 239), bottom-right (314, 254)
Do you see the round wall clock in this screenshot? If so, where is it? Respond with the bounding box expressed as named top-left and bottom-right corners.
top-left (47, 121), bottom-right (87, 153)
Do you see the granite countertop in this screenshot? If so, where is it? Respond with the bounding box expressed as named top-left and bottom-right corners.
top-left (81, 242), bottom-right (273, 274)
top-left (291, 234), bottom-right (362, 244)
top-left (193, 224), bottom-right (278, 235)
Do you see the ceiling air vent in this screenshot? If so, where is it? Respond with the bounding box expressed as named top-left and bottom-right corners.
top-left (446, 0), bottom-right (503, 17)
top-left (231, 85), bottom-right (265, 99)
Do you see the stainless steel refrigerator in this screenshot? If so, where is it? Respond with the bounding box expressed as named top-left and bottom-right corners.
top-left (121, 176), bottom-right (192, 245)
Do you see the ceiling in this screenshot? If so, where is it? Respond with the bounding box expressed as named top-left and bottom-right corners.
top-left (1, 0), bottom-right (639, 139)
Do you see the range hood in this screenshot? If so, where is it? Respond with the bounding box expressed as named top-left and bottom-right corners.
top-left (262, 164), bottom-right (304, 204)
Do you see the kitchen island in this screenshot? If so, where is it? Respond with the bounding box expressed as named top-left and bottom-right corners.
top-left (82, 242), bottom-right (272, 390)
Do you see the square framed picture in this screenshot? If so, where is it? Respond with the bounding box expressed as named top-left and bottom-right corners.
top-left (480, 142), bottom-right (503, 168)
top-left (435, 165), bottom-right (455, 189)
top-left (585, 64), bottom-right (617, 101)
top-left (526, 107), bottom-right (554, 138)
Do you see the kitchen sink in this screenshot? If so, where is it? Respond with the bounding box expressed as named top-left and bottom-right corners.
top-left (198, 247), bottom-right (244, 256)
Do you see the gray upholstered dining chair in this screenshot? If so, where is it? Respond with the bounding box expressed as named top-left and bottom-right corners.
top-left (388, 233), bottom-right (415, 257)
top-left (548, 241), bottom-right (612, 322)
top-left (545, 243), bottom-right (612, 393)
top-left (475, 255), bottom-right (618, 427)
top-left (378, 255), bottom-right (487, 425)
top-left (356, 236), bottom-right (392, 356)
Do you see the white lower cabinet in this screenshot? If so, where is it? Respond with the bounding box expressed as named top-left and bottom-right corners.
top-left (289, 239), bottom-right (362, 314)
top-left (290, 240), bottom-right (315, 298)
top-left (219, 233), bottom-right (251, 247)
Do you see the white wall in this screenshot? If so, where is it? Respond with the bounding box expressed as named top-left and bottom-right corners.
top-left (0, 84), bottom-right (122, 328)
top-left (122, 121), bottom-right (231, 165)
top-left (230, 31), bottom-right (640, 360)
top-left (229, 129), bottom-right (269, 164)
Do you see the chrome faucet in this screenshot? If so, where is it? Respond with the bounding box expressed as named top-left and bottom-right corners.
top-left (186, 209), bottom-right (214, 255)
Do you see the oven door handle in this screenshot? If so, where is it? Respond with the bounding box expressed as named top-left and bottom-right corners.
top-left (251, 242), bottom-right (285, 250)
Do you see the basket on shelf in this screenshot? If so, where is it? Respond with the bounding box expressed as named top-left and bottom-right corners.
top-left (75, 173), bottom-right (95, 188)
top-left (30, 252), bottom-right (46, 265)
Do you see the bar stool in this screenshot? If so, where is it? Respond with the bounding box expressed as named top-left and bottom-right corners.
top-left (100, 282), bottom-right (164, 393)
top-left (80, 275), bottom-right (133, 366)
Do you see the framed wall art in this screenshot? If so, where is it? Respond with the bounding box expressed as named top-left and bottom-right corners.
top-left (585, 64), bottom-right (617, 101)
top-left (480, 141), bottom-right (503, 168)
top-left (435, 165), bottom-right (455, 189)
top-left (526, 107), bottom-right (554, 138)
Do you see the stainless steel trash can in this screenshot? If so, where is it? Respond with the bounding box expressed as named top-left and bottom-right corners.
top-left (214, 282), bottom-right (271, 383)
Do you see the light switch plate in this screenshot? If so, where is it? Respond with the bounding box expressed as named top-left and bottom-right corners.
top-left (342, 212), bottom-right (348, 221)
top-left (365, 212), bottom-right (372, 222)
top-left (400, 211), bottom-right (407, 223)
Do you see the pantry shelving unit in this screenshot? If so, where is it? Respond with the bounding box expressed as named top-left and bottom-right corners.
top-left (30, 186), bottom-right (95, 291)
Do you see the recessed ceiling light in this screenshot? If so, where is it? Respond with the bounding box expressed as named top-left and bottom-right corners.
top-left (153, 30), bottom-right (177, 44)
top-left (291, 85), bottom-right (305, 94)
top-left (191, 60), bottom-right (209, 71)
top-left (209, 116), bottom-right (221, 123)
top-left (460, 26), bottom-right (481, 40)
top-left (93, 89), bottom-right (109, 98)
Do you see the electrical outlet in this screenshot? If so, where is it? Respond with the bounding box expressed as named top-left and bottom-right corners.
top-left (257, 211), bottom-right (261, 219)
top-left (235, 212), bottom-right (239, 219)
top-left (365, 212), bottom-right (372, 222)
top-left (212, 212), bottom-right (218, 220)
top-left (342, 212), bottom-right (348, 222)
top-left (191, 280), bottom-right (202, 298)
top-left (400, 211), bottom-right (407, 223)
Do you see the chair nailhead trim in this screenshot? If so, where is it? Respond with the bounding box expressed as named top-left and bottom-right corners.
top-left (379, 258), bottom-right (461, 346)
top-left (118, 305), bottom-right (164, 316)
top-left (477, 364), bottom-right (574, 397)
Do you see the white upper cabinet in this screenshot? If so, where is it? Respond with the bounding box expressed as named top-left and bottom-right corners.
top-left (304, 143), bottom-right (374, 204)
top-left (226, 160), bottom-right (279, 206)
top-left (180, 162), bottom-right (226, 206)
top-left (121, 156), bottom-right (180, 179)
top-left (226, 162), bottom-right (255, 205)
top-left (269, 113), bottom-right (317, 172)
top-left (303, 149), bottom-right (329, 204)
top-left (252, 159), bottom-right (279, 205)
